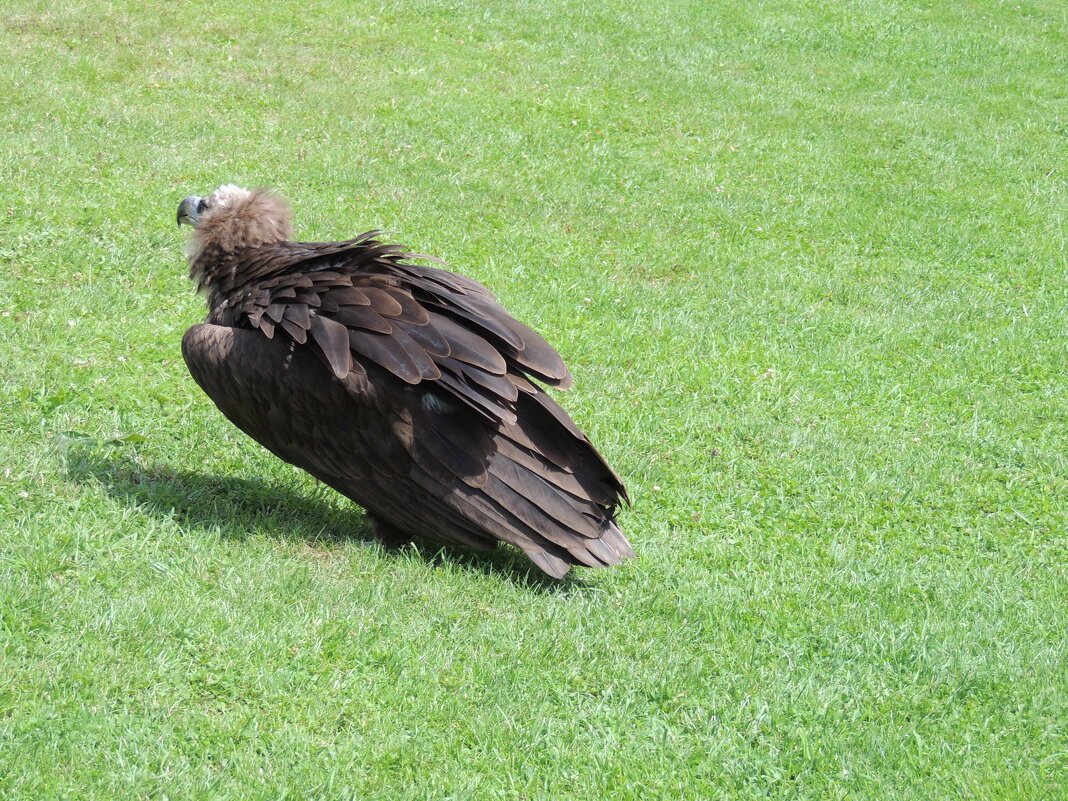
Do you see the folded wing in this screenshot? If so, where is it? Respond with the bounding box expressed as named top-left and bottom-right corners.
top-left (185, 236), bottom-right (631, 576)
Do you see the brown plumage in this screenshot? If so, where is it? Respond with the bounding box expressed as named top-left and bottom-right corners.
top-left (177, 185), bottom-right (633, 577)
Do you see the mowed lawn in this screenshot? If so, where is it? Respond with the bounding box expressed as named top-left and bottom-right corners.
top-left (1, 0), bottom-right (1065, 798)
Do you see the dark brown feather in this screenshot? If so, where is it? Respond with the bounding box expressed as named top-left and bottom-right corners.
top-left (282, 303), bottom-right (311, 332)
top-left (361, 286), bottom-right (404, 318)
top-left (428, 313), bottom-right (507, 374)
top-left (387, 324), bottom-right (441, 381)
top-left (437, 355), bottom-right (518, 403)
top-left (309, 315), bottom-right (352, 379)
top-left (277, 315), bottom-right (308, 344)
top-left (381, 287), bottom-right (431, 325)
top-left (435, 371), bottom-right (519, 425)
top-left (347, 328), bottom-right (423, 384)
top-left (333, 305), bottom-right (393, 334)
top-left (257, 316), bottom-right (276, 339)
top-left (329, 286), bottom-right (371, 306)
top-left (393, 319), bottom-right (451, 357)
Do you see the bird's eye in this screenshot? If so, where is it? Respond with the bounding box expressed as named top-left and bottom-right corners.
top-left (197, 198), bottom-right (209, 213)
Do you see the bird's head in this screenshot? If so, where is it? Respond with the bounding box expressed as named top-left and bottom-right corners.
top-left (178, 184), bottom-right (294, 289)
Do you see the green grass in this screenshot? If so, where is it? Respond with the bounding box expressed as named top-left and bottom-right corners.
top-left (1, 0), bottom-right (1065, 797)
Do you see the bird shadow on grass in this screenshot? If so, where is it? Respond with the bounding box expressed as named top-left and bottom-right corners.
top-left (65, 450), bottom-right (591, 593)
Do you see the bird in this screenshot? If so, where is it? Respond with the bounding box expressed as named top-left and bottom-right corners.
top-left (176, 185), bottom-right (633, 578)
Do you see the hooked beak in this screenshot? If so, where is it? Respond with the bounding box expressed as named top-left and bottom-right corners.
top-left (177, 195), bottom-right (204, 228)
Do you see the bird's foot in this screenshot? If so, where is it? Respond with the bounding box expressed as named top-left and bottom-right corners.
top-left (368, 515), bottom-right (415, 550)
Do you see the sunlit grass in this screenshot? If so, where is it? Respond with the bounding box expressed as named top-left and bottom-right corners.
top-left (1, 0), bottom-right (1065, 798)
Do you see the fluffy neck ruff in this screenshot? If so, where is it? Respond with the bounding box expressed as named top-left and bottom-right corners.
top-left (187, 185), bottom-right (293, 291)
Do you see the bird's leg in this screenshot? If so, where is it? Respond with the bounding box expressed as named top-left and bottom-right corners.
top-left (368, 514), bottom-right (414, 549)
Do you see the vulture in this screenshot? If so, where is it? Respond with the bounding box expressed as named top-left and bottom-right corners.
top-left (176, 185), bottom-right (633, 578)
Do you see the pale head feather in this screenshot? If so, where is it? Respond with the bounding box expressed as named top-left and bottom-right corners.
top-left (186, 185), bottom-right (294, 289)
